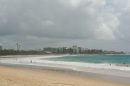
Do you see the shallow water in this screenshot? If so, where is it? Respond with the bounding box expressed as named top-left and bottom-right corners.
top-left (45, 55), bottom-right (130, 65)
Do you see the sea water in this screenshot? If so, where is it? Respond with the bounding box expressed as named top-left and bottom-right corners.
top-left (45, 55), bottom-right (130, 65)
top-left (1, 55), bottom-right (130, 71)
top-left (39, 55), bottom-right (130, 71)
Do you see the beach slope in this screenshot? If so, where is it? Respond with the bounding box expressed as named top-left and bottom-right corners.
top-left (0, 66), bottom-right (130, 86)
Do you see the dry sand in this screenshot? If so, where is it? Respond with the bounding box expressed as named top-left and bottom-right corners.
top-left (0, 66), bottom-right (129, 86)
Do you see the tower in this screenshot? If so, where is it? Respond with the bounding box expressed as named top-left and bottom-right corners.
top-left (16, 42), bottom-right (20, 51)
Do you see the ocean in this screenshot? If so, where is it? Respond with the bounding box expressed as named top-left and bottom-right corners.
top-left (1, 55), bottom-right (130, 71)
top-left (45, 55), bottom-right (130, 65)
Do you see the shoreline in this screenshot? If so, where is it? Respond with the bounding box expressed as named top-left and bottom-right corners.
top-left (0, 65), bottom-right (130, 86)
top-left (0, 55), bottom-right (130, 71)
top-left (1, 62), bottom-right (130, 84)
top-left (0, 55), bottom-right (130, 84)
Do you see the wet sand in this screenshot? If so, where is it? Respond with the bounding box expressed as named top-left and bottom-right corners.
top-left (0, 66), bottom-right (130, 86)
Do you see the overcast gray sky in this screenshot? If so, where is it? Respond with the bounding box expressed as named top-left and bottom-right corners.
top-left (0, 0), bottom-right (130, 51)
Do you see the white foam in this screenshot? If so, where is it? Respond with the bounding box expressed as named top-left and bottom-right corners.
top-left (0, 55), bottom-right (130, 72)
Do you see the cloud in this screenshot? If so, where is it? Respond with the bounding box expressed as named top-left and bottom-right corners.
top-left (0, 0), bottom-right (130, 51)
top-left (0, 0), bottom-right (110, 39)
top-left (59, 0), bottom-right (81, 8)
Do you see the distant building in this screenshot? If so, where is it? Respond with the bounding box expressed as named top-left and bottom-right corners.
top-left (72, 45), bottom-right (80, 54)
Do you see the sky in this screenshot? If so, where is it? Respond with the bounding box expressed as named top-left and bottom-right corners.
top-left (0, 0), bottom-right (130, 51)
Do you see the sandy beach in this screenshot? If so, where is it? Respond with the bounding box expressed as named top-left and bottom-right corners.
top-left (0, 66), bottom-right (130, 86)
